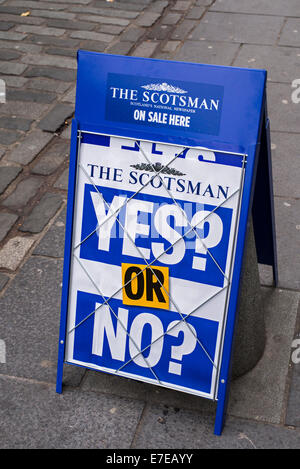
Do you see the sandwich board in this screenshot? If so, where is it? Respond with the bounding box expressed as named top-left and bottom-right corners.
top-left (56, 51), bottom-right (277, 435)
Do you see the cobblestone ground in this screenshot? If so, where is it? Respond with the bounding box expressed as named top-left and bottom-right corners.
top-left (0, 0), bottom-right (300, 449)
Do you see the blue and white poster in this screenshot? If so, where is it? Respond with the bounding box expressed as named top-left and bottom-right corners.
top-left (64, 133), bottom-right (244, 400)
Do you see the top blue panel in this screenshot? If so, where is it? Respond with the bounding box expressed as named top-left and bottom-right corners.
top-left (75, 51), bottom-right (266, 153)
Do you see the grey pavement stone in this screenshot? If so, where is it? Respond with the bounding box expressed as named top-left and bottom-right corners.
top-left (79, 40), bottom-right (107, 53)
top-left (0, 377), bottom-right (144, 449)
top-left (0, 61), bottom-right (27, 76)
top-left (0, 272), bottom-right (9, 290)
top-left (119, 26), bottom-right (145, 43)
top-left (0, 49), bottom-right (22, 61)
top-left (270, 132), bottom-right (300, 198)
top-left (30, 9), bottom-right (76, 20)
top-left (38, 104), bottom-right (74, 133)
top-left (148, 0), bottom-right (168, 13)
top-left (267, 82), bottom-right (300, 133)
top-left (133, 404), bottom-right (300, 448)
top-left (0, 236), bottom-right (35, 271)
top-left (136, 12), bottom-right (161, 27)
top-left (0, 117), bottom-right (32, 132)
top-left (173, 0), bottom-right (192, 10)
top-left (0, 256), bottom-right (82, 385)
top-left (189, 12), bottom-right (284, 45)
top-left (147, 24), bottom-right (172, 40)
top-left (24, 65), bottom-right (76, 82)
top-left (60, 125), bottom-right (71, 140)
top-left (279, 19), bottom-right (300, 47)
top-left (260, 198), bottom-right (300, 290)
top-left (174, 40), bottom-right (240, 66)
top-left (0, 6), bottom-right (26, 15)
top-left (161, 13), bottom-right (182, 25)
top-left (0, 40), bottom-right (42, 54)
top-left (21, 53), bottom-right (77, 70)
top-left (2, 176), bottom-right (43, 208)
top-left (0, 31), bottom-right (26, 41)
top-left (15, 25), bottom-right (66, 37)
top-left (19, 192), bottom-right (63, 233)
top-left (97, 24), bottom-right (125, 35)
top-left (0, 102), bottom-right (49, 121)
top-left (162, 40), bottom-right (181, 53)
top-left (0, 165), bottom-right (22, 195)
top-left (69, 6), bottom-right (140, 19)
top-left (46, 19), bottom-right (96, 31)
top-left (93, 0), bottom-right (145, 11)
top-left (54, 167), bottom-right (69, 189)
top-left (0, 13), bottom-right (45, 26)
top-left (0, 75), bottom-right (28, 88)
top-left (171, 19), bottom-right (197, 40)
top-left (0, 212), bottom-right (18, 242)
top-left (29, 35), bottom-right (80, 48)
top-left (81, 15), bottom-right (130, 26)
top-left (9, 1), bottom-right (66, 10)
top-left (32, 139), bottom-right (69, 175)
top-left (211, 0), bottom-right (300, 17)
top-left (70, 30), bottom-right (113, 43)
top-left (26, 77), bottom-right (71, 94)
top-left (0, 129), bottom-right (20, 145)
top-left (229, 288), bottom-right (300, 424)
top-left (186, 6), bottom-right (205, 19)
top-left (61, 86), bottom-right (76, 104)
top-left (6, 129), bottom-right (53, 165)
top-left (107, 41), bottom-right (133, 56)
top-left (33, 206), bottom-right (66, 258)
top-left (234, 44), bottom-right (300, 84)
top-left (131, 41), bottom-right (158, 58)
top-left (7, 89), bottom-right (56, 104)
top-left (44, 47), bottom-right (77, 58)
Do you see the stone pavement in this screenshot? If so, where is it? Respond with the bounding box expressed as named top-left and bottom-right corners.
top-left (0, 0), bottom-right (299, 449)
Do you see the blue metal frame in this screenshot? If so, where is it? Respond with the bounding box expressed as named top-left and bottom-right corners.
top-left (56, 119), bottom-right (80, 394)
top-left (56, 52), bottom-right (277, 435)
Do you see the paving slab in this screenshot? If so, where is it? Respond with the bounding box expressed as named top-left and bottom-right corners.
top-left (0, 236), bottom-right (35, 271)
top-left (269, 132), bottom-right (300, 199)
top-left (233, 44), bottom-right (300, 84)
top-left (0, 377), bottom-right (144, 449)
top-left (6, 129), bottom-right (53, 166)
top-left (38, 103), bottom-right (74, 132)
top-left (31, 138), bottom-right (69, 176)
top-left (229, 288), bottom-right (299, 424)
top-left (189, 12), bottom-right (284, 45)
top-left (33, 205), bottom-right (66, 258)
top-left (2, 176), bottom-right (43, 208)
top-left (279, 19), bottom-right (300, 47)
top-left (0, 256), bottom-right (82, 385)
top-left (0, 212), bottom-right (18, 242)
top-left (210, 0), bottom-right (300, 17)
top-left (133, 404), bottom-right (300, 449)
top-left (267, 82), bottom-right (300, 133)
top-left (19, 192), bottom-right (63, 233)
top-left (174, 40), bottom-right (240, 66)
top-left (286, 332), bottom-right (300, 427)
top-left (0, 165), bottom-right (22, 195)
top-left (259, 197), bottom-right (300, 291)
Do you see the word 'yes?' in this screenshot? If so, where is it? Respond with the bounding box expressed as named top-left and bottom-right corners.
top-left (90, 192), bottom-right (224, 272)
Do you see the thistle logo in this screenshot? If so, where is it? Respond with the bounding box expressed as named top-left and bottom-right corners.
top-left (141, 82), bottom-right (187, 94)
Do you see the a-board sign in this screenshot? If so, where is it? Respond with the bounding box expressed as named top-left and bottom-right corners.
top-left (56, 51), bottom-right (277, 435)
